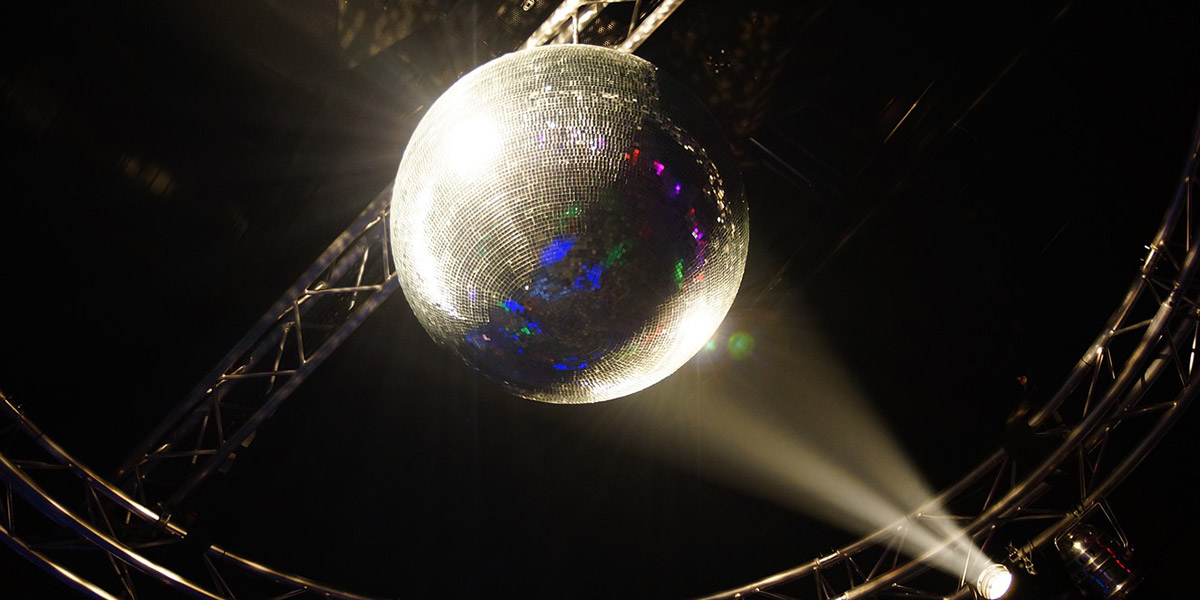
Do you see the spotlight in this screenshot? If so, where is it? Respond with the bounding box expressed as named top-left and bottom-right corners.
top-left (1056, 524), bottom-right (1139, 599)
top-left (975, 563), bottom-right (1014, 599)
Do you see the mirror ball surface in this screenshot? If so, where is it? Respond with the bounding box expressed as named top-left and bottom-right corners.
top-left (390, 44), bottom-right (749, 403)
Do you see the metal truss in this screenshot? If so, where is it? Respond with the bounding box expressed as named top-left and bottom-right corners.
top-left (0, 10), bottom-right (1195, 594)
top-left (522, 0), bottom-right (686, 51)
top-left (0, 7), bottom-right (710, 595)
top-left (3, 115), bottom-right (1195, 600)
top-left (695, 119), bottom-right (1200, 600)
top-left (114, 190), bottom-right (398, 511)
top-left (112, 0), bottom-right (694, 515)
top-left (0, 392), bottom-right (382, 600)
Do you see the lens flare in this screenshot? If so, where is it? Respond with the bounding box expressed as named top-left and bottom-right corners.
top-left (727, 331), bottom-right (755, 359)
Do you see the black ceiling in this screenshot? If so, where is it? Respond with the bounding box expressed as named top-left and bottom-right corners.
top-left (2, 1), bottom-right (1199, 598)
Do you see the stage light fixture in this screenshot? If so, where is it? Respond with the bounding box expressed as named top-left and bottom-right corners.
top-left (975, 563), bottom-right (1013, 599)
top-left (1056, 524), bottom-right (1139, 599)
top-left (390, 44), bottom-right (749, 403)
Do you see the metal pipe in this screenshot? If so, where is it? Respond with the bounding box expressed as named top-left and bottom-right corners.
top-left (838, 207), bottom-right (1200, 600)
top-left (114, 190), bottom-right (395, 482)
top-left (207, 545), bottom-right (383, 600)
top-left (163, 275), bottom-right (400, 509)
top-left (521, 0), bottom-right (586, 49)
top-left (0, 395), bottom-right (184, 537)
top-left (0, 393), bottom-right (384, 600)
top-left (690, 452), bottom-right (1009, 600)
top-left (617, 0), bottom-right (686, 52)
top-left (1027, 112), bottom-right (1200, 428)
top-left (0, 522), bottom-right (121, 600)
top-left (0, 452), bottom-right (227, 600)
top-left (551, 2), bottom-right (607, 44)
top-left (1028, 366), bottom-right (1200, 551)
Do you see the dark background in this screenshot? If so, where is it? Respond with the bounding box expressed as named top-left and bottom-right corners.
top-left (2, 1), bottom-right (1199, 598)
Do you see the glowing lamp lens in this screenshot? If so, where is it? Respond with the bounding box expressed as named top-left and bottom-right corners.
top-left (976, 563), bottom-right (1013, 600)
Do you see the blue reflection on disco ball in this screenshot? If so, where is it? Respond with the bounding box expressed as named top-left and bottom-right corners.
top-left (390, 44), bottom-right (749, 403)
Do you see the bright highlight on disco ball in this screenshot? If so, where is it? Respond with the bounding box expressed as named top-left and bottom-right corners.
top-left (390, 44), bottom-right (749, 403)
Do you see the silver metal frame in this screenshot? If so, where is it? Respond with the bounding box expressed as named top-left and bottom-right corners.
top-left (113, 0), bottom-right (693, 516)
top-left (0, 393), bottom-right (383, 600)
top-left (616, 0), bottom-right (685, 52)
top-left (522, 0), bottom-right (683, 51)
top-left (3, 120), bottom-right (1196, 598)
top-left (694, 115), bottom-right (1200, 600)
top-left (114, 190), bottom-right (399, 511)
top-left (1, 4), bottom-right (1196, 595)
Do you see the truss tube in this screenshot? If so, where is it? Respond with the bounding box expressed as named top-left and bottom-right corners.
top-left (163, 277), bottom-right (399, 508)
top-left (1031, 206), bottom-right (1183, 428)
top-left (1, 396), bottom-right (184, 537)
top-left (0, 523), bottom-right (121, 600)
top-left (691, 452), bottom-right (1009, 600)
top-left (697, 114), bottom-right (1200, 600)
top-left (1027, 366), bottom-right (1200, 551)
top-left (115, 191), bottom-right (393, 483)
top-left (1087, 366), bottom-right (1200, 505)
top-left (1082, 318), bottom-right (1195, 451)
top-left (552, 2), bottom-right (608, 44)
top-left (0, 392), bottom-right (386, 600)
top-left (8, 75), bottom-right (1190, 600)
top-left (207, 546), bottom-right (385, 600)
top-left (135, 235), bottom-right (378, 480)
top-left (522, 0), bottom-right (587, 48)
top-left (0, 452), bottom-right (227, 600)
top-left (700, 222), bottom-right (1199, 599)
top-left (616, 0), bottom-right (686, 52)
top-left (1028, 116), bottom-right (1200, 428)
top-left (835, 215), bottom-right (1200, 600)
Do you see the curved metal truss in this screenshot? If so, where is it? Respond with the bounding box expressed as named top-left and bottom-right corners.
top-left (3, 119), bottom-right (1197, 599)
top-left (694, 118), bottom-right (1200, 600)
top-left (0, 393), bottom-right (382, 600)
top-left (0, 7), bottom-right (701, 596)
top-left (1, 28), bottom-right (1198, 600)
top-left (0, 193), bottom-right (399, 600)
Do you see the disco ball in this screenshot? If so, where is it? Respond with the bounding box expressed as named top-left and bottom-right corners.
top-left (390, 44), bottom-right (748, 403)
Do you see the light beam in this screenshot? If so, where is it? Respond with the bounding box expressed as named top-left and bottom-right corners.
top-left (634, 307), bottom-right (1008, 595)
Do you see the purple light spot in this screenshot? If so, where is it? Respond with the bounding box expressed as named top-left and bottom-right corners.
top-left (654, 161), bottom-right (665, 176)
top-left (674, 183), bottom-right (682, 196)
top-left (692, 227), bottom-right (704, 241)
